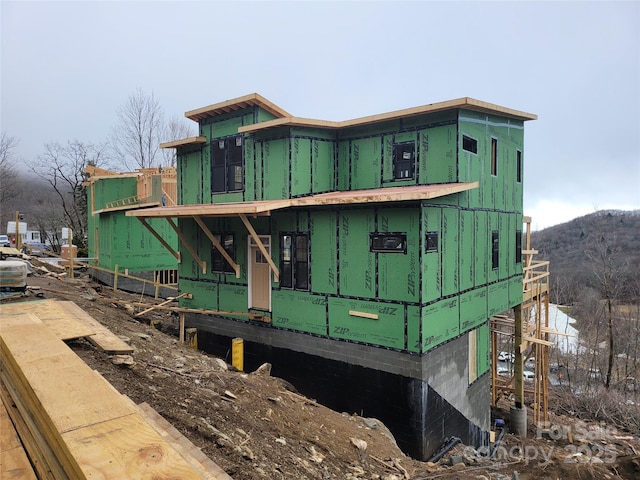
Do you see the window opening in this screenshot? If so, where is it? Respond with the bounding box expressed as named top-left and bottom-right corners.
top-left (515, 230), bottom-right (522, 264)
top-left (370, 233), bottom-right (407, 253)
top-left (280, 233), bottom-right (309, 290)
top-left (462, 135), bottom-right (478, 154)
top-left (516, 150), bottom-right (522, 183)
top-left (491, 230), bottom-right (499, 270)
top-left (211, 135), bottom-right (244, 193)
top-left (425, 232), bottom-right (439, 253)
top-left (490, 138), bottom-right (498, 176)
top-left (392, 142), bottom-right (415, 180)
top-left (212, 233), bottom-right (235, 273)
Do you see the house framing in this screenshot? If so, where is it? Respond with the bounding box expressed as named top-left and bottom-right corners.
top-left (122, 93), bottom-right (537, 459)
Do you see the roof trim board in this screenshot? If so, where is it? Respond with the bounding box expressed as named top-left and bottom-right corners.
top-left (238, 97), bottom-right (536, 134)
top-left (160, 136), bottom-right (207, 149)
top-left (185, 93), bottom-right (291, 122)
top-left (125, 182), bottom-right (478, 219)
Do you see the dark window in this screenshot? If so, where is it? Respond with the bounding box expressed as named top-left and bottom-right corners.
top-left (370, 233), bottom-right (407, 253)
top-left (490, 138), bottom-right (498, 176)
top-left (462, 135), bottom-right (478, 154)
top-left (515, 230), bottom-right (522, 264)
top-left (280, 233), bottom-right (309, 290)
top-left (491, 230), bottom-right (499, 270)
top-left (516, 150), bottom-right (522, 183)
top-left (392, 142), bottom-right (415, 180)
top-left (212, 233), bottom-right (235, 273)
top-left (425, 232), bottom-right (439, 252)
top-left (211, 135), bottom-right (244, 193)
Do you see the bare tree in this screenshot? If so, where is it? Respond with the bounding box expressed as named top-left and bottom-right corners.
top-left (30, 140), bottom-right (107, 249)
top-left (586, 229), bottom-right (627, 389)
top-left (0, 132), bottom-right (20, 203)
top-left (161, 115), bottom-right (196, 167)
top-left (110, 88), bottom-right (166, 170)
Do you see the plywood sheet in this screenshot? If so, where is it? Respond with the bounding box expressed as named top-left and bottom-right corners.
top-left (1, 396), bottom-right (38, 480)
top-left (0, 300), bottom-right (95, 341)
top-left (62, 413), bottom-right (205, 480)
top-left (56, 301), bottom-right (133, 353)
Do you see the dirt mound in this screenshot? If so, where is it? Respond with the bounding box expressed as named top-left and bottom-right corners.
top-left (7, 264), bottom-right (639, 479)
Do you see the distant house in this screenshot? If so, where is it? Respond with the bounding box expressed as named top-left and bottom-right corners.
top-left (127, 93), bottom-right (536, 459)
top-left (85, 167), bottom-right (179, 294)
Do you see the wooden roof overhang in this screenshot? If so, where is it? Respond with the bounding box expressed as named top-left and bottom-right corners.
top-left (159, 136), bottom-right (207, 149)
top-left (125, 182), bottom-right (478, 281)
top-left (184, 93), bottom-right (291, 123)
top-left (238, 97), bottom-right (537, 134)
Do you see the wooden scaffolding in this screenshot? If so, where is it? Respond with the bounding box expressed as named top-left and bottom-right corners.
top-left (491, 216), bottom-right (552, 426)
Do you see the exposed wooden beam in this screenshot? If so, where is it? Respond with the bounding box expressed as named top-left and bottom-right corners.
top-left (238, 213), bottom-right (280, 282)
top-left (166, 218), bottom-right (206, 274)
top-left (136, 217), bottom-right (181, 262)
top-left (193, 216), bottom-right (240, 278)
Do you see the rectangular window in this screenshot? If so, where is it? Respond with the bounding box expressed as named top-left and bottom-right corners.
top-left (491, 230), bottom-right (499, 270)
top-left (280, 233), bottom-right (309, 290)
top-left (515, 230), bottom-right (522, 264)
top-left (211, 135), bottom-right (244, 193)
top-left (392, 142), bottom-right (415, 180)
top-left (462, 135), bottom-right (478, 154)
top-left (516, 150), bottom-right (522, 183)
top-left (370, 233), bottom-right (407, 253)
top-left (490, 138), bottom-right (498, 176)
top-left (212, 233), bottom-right (235, 273)
top-left (425, 232), bottom-right (439, 253)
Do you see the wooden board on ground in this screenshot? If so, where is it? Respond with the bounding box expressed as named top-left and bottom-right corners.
top-left (1, 391), bottom-right (39, 480)
top-left (0, 300), bottom-right (95, 341)
top-left (0, 314), bottom-right (211, 479)
top-left (137, 402), bottom-right (233, 480)
top-left (56, 301), bottom-right (134, 353)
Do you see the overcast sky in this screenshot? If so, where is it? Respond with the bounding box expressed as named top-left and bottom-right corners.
top-left (2, 1), bottom-right (639, 230)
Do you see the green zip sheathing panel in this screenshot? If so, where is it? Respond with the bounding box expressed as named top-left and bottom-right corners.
top-left (459, 209), bottom-right (475, 291)
top-left (488, 280), bottom-right (509, 317)
top-left (442, 208), bottom-right (459, 297)
top-left (89, 177), bottom-right (177, 272)
top-left (179, 149), bottom-right (204, 205)
top-left (407, 305), bottom-right (421, 353)
top-left (476, 322), bottom-right (490, 375)
top-left (179, 279), bottom-right (219, 310)
top-left (291, 138), bottom-right (311, 196)
top-left (377, 208), bottom-right (419, 303)
top-left (260, 138), bottom-right (290, 200)
top-left (351, 137), bottom-right (382, 190)
top-left (219, 284), bottom-right (248, 320)
top-left (328, 298), bottom-right (405, 349)
top-left (338, 210), bottom-right (376, 298)
top-left (272, 290), bottom-right (327, 335)
top-left (418, 125), bottom-right (456, 184)
top-left (474, 210), bottom-right (488, 287)
top-left (244, 138), bottom-right (256, 201)
top-left (460, 288), bottom-right (487, 333)
top-left (311, 140), bottom-right (335, 193)
top-left (337, 141), bottom-right (350, 190)
top-left (309, 211), bottom-right (337, 294)
top-left (421, 206), bottom-right (442, 303)
top-left (421, 297), bottom-right (459, 352)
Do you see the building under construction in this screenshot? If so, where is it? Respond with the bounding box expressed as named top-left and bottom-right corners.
top-left (87, 93), bottom-right (545, 460)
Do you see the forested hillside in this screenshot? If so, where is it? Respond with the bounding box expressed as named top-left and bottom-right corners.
top-left (531, 210), bottom-right (640, 305)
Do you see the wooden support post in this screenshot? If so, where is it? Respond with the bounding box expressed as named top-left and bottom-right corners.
top-left (514, 304), bottom-right (524, 408)
top-left (179, 312), bottom-right (185, 344)
top-left (113, 264), bottom-right (119, 291)
top-left (186, 328), bottom-right (197, 350)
